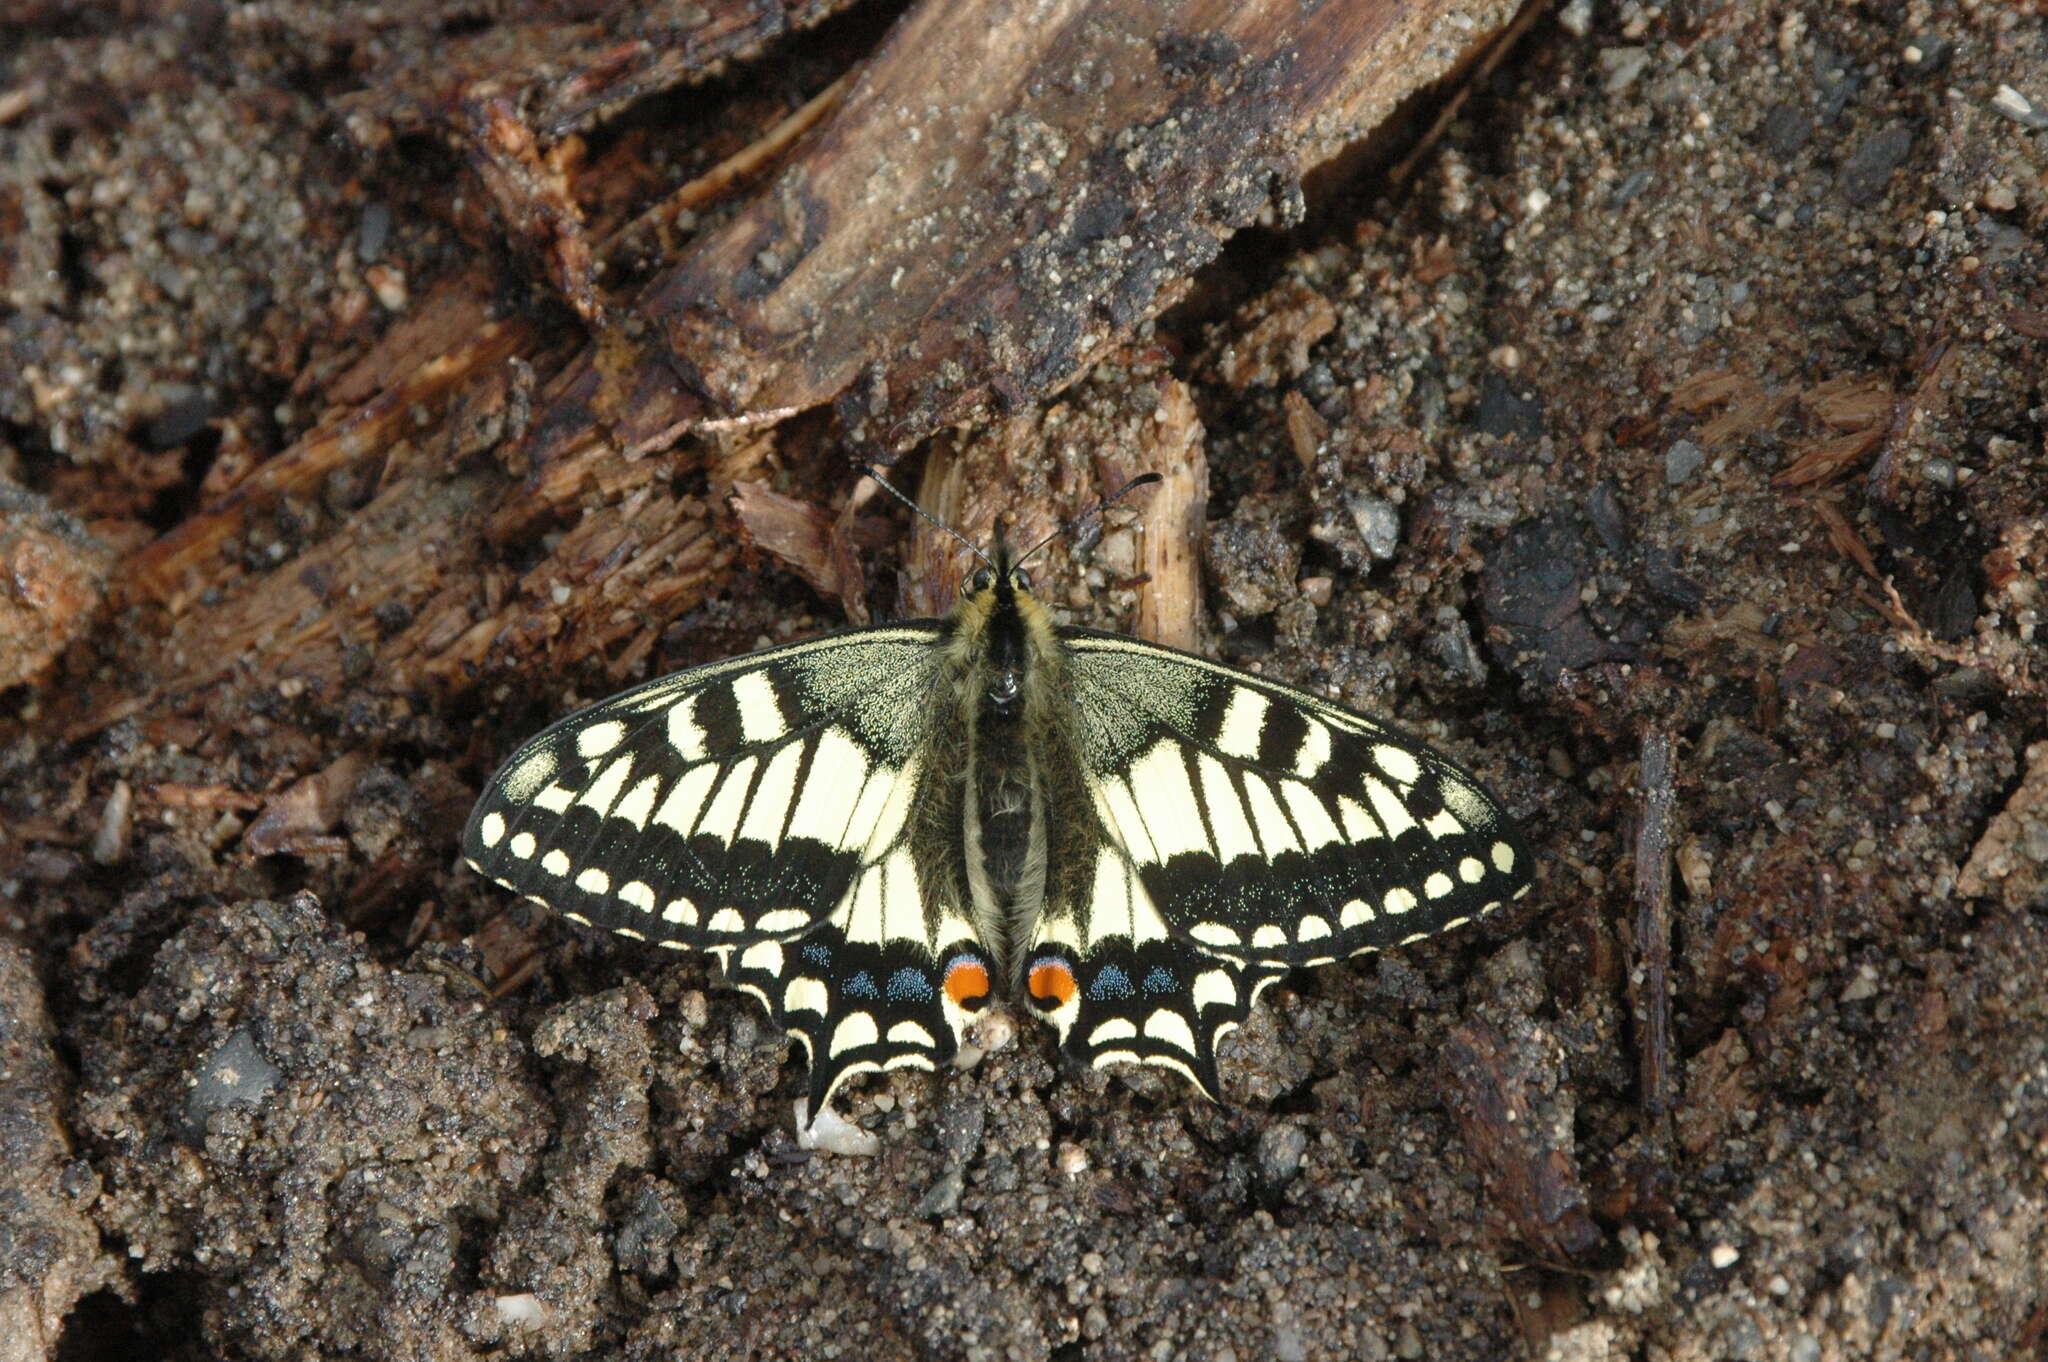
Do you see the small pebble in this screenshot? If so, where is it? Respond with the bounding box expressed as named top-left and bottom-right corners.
top-left (1710, 1243), bottom-right (1740, 1269)
top-left (92, 779), bottom-right (133, 865)
top-left (366, 263), bottom-right (408, 311)
top-left (796, 1101), bottom-right (880, 1157)
top-left (916, 1169), bottom-right (964, 1218)
top-left (187, 1027), bottom-right (284, 1127)
top-left (357, 201), bottom-right (392, 262)
top-left (1991, 85), bottom-right (2048, 131)
top-left (934, 1093), bottom-right (987, 1166)
top-left (1600, 46), bottom-right (1650, 93)
top-left (1346, 494), bottom-right (1401, 561)
top-left (1256, 1123), bottom-right (1309, 1190)
top-left (1664, 439), bottom-right (1706, 485)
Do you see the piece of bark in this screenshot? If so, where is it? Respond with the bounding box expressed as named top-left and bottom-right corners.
top-left (342, 0), bottom-right (858, 141)
top-left (523, 0), bottom-right (1519, 466)
top-left (1630, 729), bottom-right (1676, 1120)
top-left (1129, 379), bottom-right (1207, 653)
top-left (465, 95), bottom-right (604, 329)
top-left (904, 369), bottom-right (1205, 647)
top-left (1676, 1028), bottom-right (1757, 1156)
top-left (1438, 1019), bottom-right (1601, 1263)
top-left (0, 483), bottom-right (110, 691)
top-left (1211, 279), bottom-right (1338, 391)
top-left (731, 480), bottom-right (850, 609)
top-left (243, 754), bottom-right (371, 858)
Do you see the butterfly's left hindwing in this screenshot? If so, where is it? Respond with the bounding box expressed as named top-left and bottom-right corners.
top-left (463, 625), bottom-right (995, 1114)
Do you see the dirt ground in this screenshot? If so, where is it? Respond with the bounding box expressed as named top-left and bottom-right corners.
top-left (3, 2), bottom-right (2046, 1360)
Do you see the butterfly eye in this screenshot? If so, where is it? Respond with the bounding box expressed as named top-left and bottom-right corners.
top-left (1012, 569), bottom-right (1032, 592)
top-left (965, 567), bottom-right (995, 594)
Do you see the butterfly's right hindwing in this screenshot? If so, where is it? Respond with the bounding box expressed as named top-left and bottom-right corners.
top-left (462, 626), bottom-right (945, 950)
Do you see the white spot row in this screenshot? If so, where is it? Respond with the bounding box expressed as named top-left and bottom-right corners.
top-left (823, 1012), bottom-right (940, 1058)
top-left (1086, 1008), bottom-right (1197, 1055)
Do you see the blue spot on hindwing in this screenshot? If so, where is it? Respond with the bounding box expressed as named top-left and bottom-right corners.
top-left (846, 971), bottom-right (879, 999)
top-left (801, 941), bottom-right (832, 967)
top-left (885, 967), bottom-right (933, 1002)
top-left (1141, 965), bottom-right (1176, 994)
top-left (1088, 964), bottom-right (1135, 1000)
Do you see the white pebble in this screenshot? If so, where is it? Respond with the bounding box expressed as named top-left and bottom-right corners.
top-left (795, 1100), bottom-right (881, 1157)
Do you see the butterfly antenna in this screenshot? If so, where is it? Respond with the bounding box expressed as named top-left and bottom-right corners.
top-left (1015, 472), bottom-right (1163, 571)
top-left (857, 463), bottom-right (994, 570)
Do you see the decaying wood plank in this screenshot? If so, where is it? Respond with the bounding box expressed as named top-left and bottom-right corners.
top-left (137, 466), bottom-right (732, 717)
top-left (524, 0), bottom-right (1518, 466)
top-left (342, 0), bottom-right (859, 141)
top-left (128, 306), bottom-right (532, 611)
top-left (74, 0), bottom-right (1511, 741)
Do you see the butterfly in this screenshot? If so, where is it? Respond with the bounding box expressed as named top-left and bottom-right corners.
top-left (462, 474), bottom-right (1533, 1127)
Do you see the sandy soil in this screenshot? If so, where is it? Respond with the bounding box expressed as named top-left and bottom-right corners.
top-left (3, 2), bottom-right (2045, 1360)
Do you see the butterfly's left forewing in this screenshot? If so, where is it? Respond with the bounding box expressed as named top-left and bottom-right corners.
top-left (462, 626), bottom-right (995, 1115)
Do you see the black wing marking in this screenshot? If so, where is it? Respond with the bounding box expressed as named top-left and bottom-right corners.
top-left (462, 626), bottom-right (944, 951)
top-left (1060, 629), bottom-right (1533, 970)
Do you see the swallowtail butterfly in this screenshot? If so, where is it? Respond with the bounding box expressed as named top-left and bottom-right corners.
top-left (463, 477), bottom-right (1532, 1126)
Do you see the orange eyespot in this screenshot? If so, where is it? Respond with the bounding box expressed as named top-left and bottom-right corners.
top-left (944, 956), bottom-right (991, 1010)
top-left (1027, 958), bottom-right (1077, 1011)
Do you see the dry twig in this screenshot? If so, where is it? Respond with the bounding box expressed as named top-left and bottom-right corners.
top-left (1631, 730), bottom-right (1677, 1121)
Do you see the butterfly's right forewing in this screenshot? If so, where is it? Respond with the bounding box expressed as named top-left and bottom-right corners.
top-left (462, 623), bottom-right (1000, 1117)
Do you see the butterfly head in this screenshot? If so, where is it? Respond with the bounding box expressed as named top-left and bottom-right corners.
top-left (960, 541), bottom-right (1034, 603)
top-left (957, 540), bottom-right (1048, 718)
